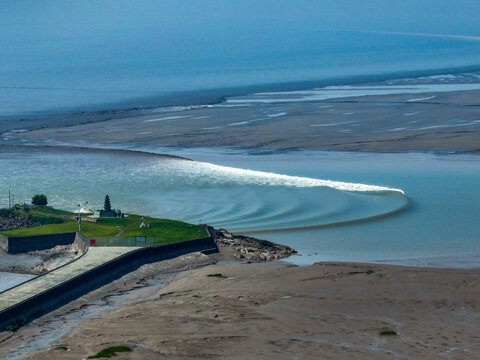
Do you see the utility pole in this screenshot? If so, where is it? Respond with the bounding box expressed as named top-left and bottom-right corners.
top-left (8, 190), bottom-right (11, 209)
top-left (77, 204), bottom-right (81, 232)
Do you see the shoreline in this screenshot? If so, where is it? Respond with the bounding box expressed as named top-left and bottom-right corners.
top-left (1, 64), bottom-right (480, 133)
top-left (1, 252), bottom-right (478, 359)
top-left (3, 70), bottom-right (479, 154)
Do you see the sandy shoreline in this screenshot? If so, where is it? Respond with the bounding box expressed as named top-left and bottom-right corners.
top-left (0, 248), bottom-right (478, 359)
top-left (0, 72), bottom-right (479, 358)
top-left (2, 73), bottom-right (480, 154)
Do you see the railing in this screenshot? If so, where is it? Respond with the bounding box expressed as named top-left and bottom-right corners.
top-left (93, 236), bottom-right (180, 247)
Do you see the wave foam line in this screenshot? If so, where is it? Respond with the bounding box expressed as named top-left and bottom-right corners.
top-left (194, 162), bottom-right (406, 195)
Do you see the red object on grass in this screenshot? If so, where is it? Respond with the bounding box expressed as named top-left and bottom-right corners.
top-left (89, 239), bottom-right (96, 247)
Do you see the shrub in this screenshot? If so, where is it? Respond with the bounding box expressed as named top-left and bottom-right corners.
top-left (380, 330), bottom-right (397, 336)
top-left (32, 194), bottom-right (48, 206)
top-left (0, 208), bottom-right (14, 217)
top-left (88, 346), bottom-right (132, 358)
top-left (207, 273), bottom-right (224, 278)
top-left (28, 215), bottom-right (64, 225)
top-left (4, 316), bottom-right (27, 332)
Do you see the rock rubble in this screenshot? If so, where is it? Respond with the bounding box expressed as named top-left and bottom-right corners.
top-left (207, 226), bottom-right (296, 262)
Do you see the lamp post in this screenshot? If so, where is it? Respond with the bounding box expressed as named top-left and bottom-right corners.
top-left (77, 204), bottom-right (81, 232)
top-left (77, 201), bottom-right (88, 232)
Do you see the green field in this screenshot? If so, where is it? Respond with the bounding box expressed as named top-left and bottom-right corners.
top-left (0, 206), bottom-right (208, 246)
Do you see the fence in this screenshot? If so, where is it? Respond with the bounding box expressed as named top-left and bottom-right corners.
top-left (92, 236), bottom-right (188, 247)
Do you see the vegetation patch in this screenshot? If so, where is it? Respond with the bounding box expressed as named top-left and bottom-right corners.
top-left (1, 205), bottom-right (207, 245)
top-left (32, 194), bottom-right (48, 206)
top-left (4, 316), bottom-right (27, 332)
top-left (207, 273), bottom-right (225, 278)
top-left (88, 346), bottom-right (132, 358)
top-left (54, 346), bottom-right (68, 351)
top-left (380, 330), bottom-right (397, 336)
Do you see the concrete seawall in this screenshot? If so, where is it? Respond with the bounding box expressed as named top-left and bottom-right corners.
top-left (0, 236), bottom-right (217, 331)
top-left (0, 232), bottom-right (80, 254)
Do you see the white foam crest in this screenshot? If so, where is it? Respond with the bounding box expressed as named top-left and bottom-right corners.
top-left (192, 161), bottom-right (405, 195)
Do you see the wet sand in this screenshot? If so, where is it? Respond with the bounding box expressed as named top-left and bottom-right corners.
top-left (1, 249), bottom-right (478, 359)
top-left (0, 74), bottom-right (479, 359)
top-left (3, 84), bottom-right (480, 154)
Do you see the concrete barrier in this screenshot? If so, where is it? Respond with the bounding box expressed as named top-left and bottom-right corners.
top-left (1, 232), bottom-right (79, 254)
top-left (0, 235), bottom-right (7, 252)
top-left (73, 233), bottom-right (88, 254)
top-left (0, 236), bottom-right (217, 331)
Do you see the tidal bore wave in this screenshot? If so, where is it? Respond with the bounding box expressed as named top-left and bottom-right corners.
top-left (164, 160), bottom-right (410, 232)
top-left (172, 160), bottom-right (406, 195)
top-left (0, 148), bottom-right (410, 234)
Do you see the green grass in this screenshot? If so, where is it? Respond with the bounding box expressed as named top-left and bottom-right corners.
top-left (207, 273), bottom-right (224, 278)
top-left (0, 221), bottom-right (79, 236)
top-left (0, 206), bottom-right (207, 246)
top-left (88, 346), bottom-right (132, 358)
top-left (380, 330), bottom-right (397, 336)
top-left (122, 217), bottom-right (208, 244)
top-left (29, 206), bottom-right (75, 216)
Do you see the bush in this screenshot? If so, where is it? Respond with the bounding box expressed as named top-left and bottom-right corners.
top-left (207, 273), bottom-right (224, 278)
top-left (4, 316), bottom-right (27, 332)
top-left (88, 346), bottom-right (132, 358)
top-left (0, 208), bottom-right (15, 218)
top-left (32, 194), bottom-right (48, 206)
top-left (28, 215), bottom-right (64, 225)
top-left (380, 330), bottom-right (397, 336)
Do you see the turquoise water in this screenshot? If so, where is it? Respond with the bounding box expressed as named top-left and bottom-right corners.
top-left (1, 1), bottom-right (479, 118)
top-left (1, 147), bottom-right (479, 267)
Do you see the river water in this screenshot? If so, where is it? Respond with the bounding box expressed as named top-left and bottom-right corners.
top-left (1, 147), bottom-right (479, 267)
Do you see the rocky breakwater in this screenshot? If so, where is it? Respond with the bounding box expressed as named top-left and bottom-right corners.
top-left (208, 226), bottom-right (296, 262)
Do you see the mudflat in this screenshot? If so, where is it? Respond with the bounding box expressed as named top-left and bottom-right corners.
top-left (1, 250), bottom-right (477, 359)
top-left (5, 87), bottom-right (480, 154)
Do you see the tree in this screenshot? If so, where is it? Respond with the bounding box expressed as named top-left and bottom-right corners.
top-left (32, 194), bottom-right (48, 206)
top-left (104, 195), bottom-right (112, 211)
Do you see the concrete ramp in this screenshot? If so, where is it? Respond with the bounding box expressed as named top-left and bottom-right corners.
top-left (0, 247), bottom-right (137, 311)
top-left (0, 236), bottom-right (217, 331)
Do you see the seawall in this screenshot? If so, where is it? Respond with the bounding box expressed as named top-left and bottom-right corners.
top-left (0, 236), bottom-right (217, 331)
top-left (0, 232), bottom-right (80, 254)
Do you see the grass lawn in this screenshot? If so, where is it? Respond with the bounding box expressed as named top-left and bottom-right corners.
top-left (28, 206), bottom-right (76, 217)
top-left (0, 207), bottom-right (208, 246)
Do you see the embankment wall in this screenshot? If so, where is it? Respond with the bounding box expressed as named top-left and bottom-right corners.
top-left (1, 232), bottom-right (78, 254)
top-left (0, 236), bottom-right (217, 331)
top-left (0, 235), bottom-right (7, 252)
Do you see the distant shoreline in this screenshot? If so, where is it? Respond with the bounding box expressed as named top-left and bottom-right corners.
top-left (0, 144), bottom-right (193, 161)
top-left (1, 64), bottom-right (480, 133)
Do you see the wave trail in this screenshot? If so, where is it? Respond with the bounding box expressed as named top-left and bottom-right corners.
top-left (237, 195), bottom-right (412, 234)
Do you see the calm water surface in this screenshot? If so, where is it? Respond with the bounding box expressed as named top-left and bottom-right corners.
top-left (1, 147), bottom-right (478, 267)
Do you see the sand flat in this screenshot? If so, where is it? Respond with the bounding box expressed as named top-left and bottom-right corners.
top-left (8, 88), bottom-right (480, 154)
top-left (3, 256), bottom-right (477, 360)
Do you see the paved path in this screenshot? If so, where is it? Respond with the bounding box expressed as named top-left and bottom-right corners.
top-left (0, 247), bottom-right (138, 312)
